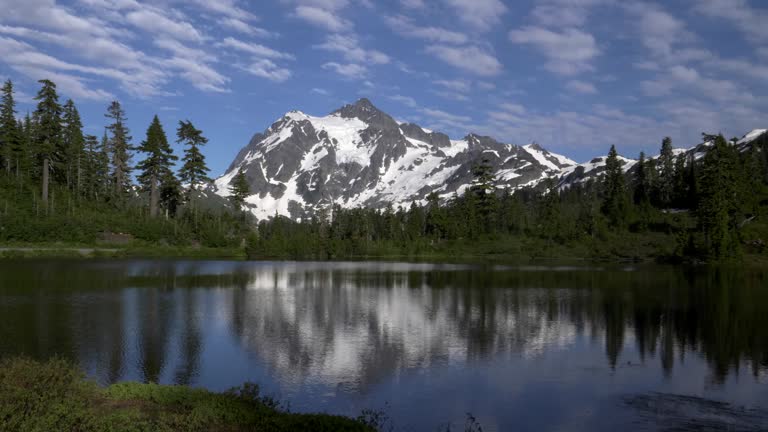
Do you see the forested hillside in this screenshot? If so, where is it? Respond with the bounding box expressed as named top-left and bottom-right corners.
top-left (0, 79), bottom-right (251, 249)
top-left (248, 135), bottom-right (768, 263)
top-left (1, 78), bottom-right (766, 263)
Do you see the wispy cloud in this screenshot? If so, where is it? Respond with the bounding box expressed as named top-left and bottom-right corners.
top-left (425, 45), bottom-right (502, 76)
top-left (509, 26), bottom-right (600, 75)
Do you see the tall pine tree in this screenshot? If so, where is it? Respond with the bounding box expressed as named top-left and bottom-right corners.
top-left (697, 135), bottom-right (741, 259)
top-left (61, 99), bottom-right (84, 193)
top-left (105, 101), bottom-right (133, 198)
top-left (228, 168), bottom-right (250, 213)
top-left (601, 145), bottom-right (629, 227)
top-left (634, 152), bottom-right (651, 206)
top-left (32, 79), bottom-right (62, 209)
top-left (0, 80), bottom-right (21, 176)
top-left (657, 137), bottom-right (675, 207)
top-left (136, 115), bottom-right (177, 218)
top-left (177, 120), bottom-right (210, 194)
top-left (470, 158), bottom-right (498, 234)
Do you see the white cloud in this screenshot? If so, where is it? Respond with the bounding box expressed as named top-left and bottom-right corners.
top-left (311, 87), bottom-right (330, 95)
top-left (624, 3), bottom-right (691, 59)
top-left (125, 8), bottom-right (202, 42)
top-left (240, 59), bottom-right (292, 82)
top-left (322, 62), bottom-right (367, 79)
top-left (293, 5), bottom-right (351, 31)
top-left (400, 0), bottom-right (424, 8)
top-left (434, 79), bottom-right (471, 93)
top-left (315, 34), bottom-right (389, 64)
top-left (162, 55), bottom-right (229, 92)
top-left (0, 0), bottom-right (235, 96)
top-left (389, 94), bottom-right (417, 107)
top-left (641, 65), bottom-right (749, 104)
top-left (693, 0), bottom-right (768, 42)
top-left (477, 81), bottom-right (496, 91)
top-left (421, 107), bottom-right (474, 132)
top-left (187, 0), bottom-right (258, 21)
top-left (383, 15), bottom-right (468, 44)
top-left (21, 67), bottom-right (115, 100)
top-left (565, 80), bottom-right (597, 94)
top-left (219, 37), bottom-right (294, 60)
top-left (531, 0), bottom-right (612, 27)
top-left (509, 26), bottom-right (600, 75)
top-left (499, 103), bottom-right (526, 115)
top-left (483, 102), bottom-right (668, 155)
top-left (442, 0), bottom-right (507, 30)
top-left (219, 17), bottom-right (275, 38)
top-left (425, 45), bottom-right (502, 76)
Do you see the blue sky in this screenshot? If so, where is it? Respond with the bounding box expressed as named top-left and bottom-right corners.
top-left (0, 0), bottom-right (766, 176)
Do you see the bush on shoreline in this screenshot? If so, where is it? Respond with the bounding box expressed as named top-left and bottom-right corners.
top-left (0, 357), bottom-right (372, 432)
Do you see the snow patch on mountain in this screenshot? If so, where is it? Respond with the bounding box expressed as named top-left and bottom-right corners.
top-left (212, 98), bottom-right (765, 220)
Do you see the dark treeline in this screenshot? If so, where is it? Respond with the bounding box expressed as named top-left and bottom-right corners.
top-left (0, 79), bottom-right (251, 247)
top-left (250, 134), bottom-right (768, 262)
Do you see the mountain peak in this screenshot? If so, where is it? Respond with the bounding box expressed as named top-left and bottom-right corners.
top-left (353, 98), bottom-right (374, 109)
top-left (332, 98), bottom-right (398, 132)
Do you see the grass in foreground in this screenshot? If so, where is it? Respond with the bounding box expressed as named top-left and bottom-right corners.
top-left (0, 358), bottom-right (372, 432)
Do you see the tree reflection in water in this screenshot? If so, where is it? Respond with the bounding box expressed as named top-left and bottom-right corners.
top-left (0, 260), bottom-right (766, 391)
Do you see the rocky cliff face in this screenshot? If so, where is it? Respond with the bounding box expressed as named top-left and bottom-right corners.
top-left (213, 98), bottom-right (766, 219)
top-left (213, 98), bottom-right (575, 219)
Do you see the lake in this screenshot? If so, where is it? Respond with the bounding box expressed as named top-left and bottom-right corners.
top-left (1, 260), bottom-right (767, 431)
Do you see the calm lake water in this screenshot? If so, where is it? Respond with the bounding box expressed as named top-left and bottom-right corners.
top-left (1, 260), bottom-right (767, 431)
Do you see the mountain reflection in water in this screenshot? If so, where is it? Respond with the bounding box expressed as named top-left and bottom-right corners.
top-left (1, 260), bottom-right (766, 431)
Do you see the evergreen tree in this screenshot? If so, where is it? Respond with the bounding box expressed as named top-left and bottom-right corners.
top-left (19, 113), bottom-right (34, 179)
top-left (685, 153), bottom-right (699, 210)
top-left (97, 133), bottom-right (114, 198)
top-left (657, 137), bottom-right (675, 207)
top-left (136, 115), bottom-right (177, 217)
top-left (633, 152), bottom-right (651, 206)
top-left (177, 120), bottom-right (210, 194)
top-left (672, 153), bottom-right (688, 208)
top-left (0, 79), bottom-right (21, 176)
top-left (538, 178), bottom-right (561, 241)
top-left (697, 135), bottom-right (741, 259)
top-left (406, 201), bottom-right (426, 241)
top-left (32, 79), bottom-right (62, 208)
top-left (470, 158), bottom-right (498, 234)
top-left (61, 99), bottom-right (84, 193)
top-left (82, 134), bottom-right (100, 199)
top-left (105, 101), bottom-right (133, 197)
top-left (601, 145), bottom-right (629, 227)
top-left (160, 170), bottom-right (182, 218)
top-left (228, 168), bottom-right (250, 212)
top-left (425, 192), bottom-right (447, 240)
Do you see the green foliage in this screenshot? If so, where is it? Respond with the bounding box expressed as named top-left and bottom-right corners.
top-left (0, 79), bottom-right (253, 252)
top-left (601, 145), bottom-right (629, 227)
top-left (136, 115), bottom-right (178, 217)
top-left (105, 100), bottom-right (133, 198)
top-left (697, 135), bottom-right (742, 260)
top-left (61, 99), bottom-right (85, 190)
top-left (228, 168), bottom-right (250, 212)
top-left (0, 79), bottom-right (22, 176)
top-left (656, 136), bottom-right (675, 207)
top-left (470, 158), bottom-right (499, 234)
top-left (177, 120), bottom-right (211, 193)
top-left (0, 358), bottom-right (372, 432)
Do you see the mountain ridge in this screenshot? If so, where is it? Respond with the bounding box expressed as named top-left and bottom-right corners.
top-left (212, 98), bottom-right (766, 220)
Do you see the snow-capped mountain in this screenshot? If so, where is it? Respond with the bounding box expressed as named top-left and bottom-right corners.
top-left (214, 98), bottom-right (575, 219)
top-left (213, 98), bottom-right (766, 219)
top-left (556, 129), bottom-right (768, 189)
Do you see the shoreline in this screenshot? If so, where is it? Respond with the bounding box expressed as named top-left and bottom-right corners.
top-left (0, 357), bottom-right (373, 432)
top-left (2, 243), bottom-right (766, 268)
